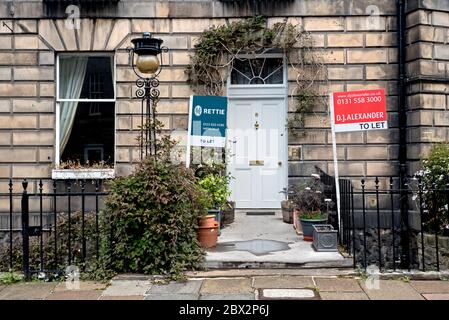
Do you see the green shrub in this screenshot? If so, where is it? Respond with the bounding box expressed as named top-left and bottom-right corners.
top-left (416, 143), bottom-right (449, 235)
top-left (98, 157), bottom-right (209, 279)
top-left (198, 173), bottom-right (231, 210)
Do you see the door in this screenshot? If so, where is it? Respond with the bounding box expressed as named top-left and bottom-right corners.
top-left (227, 98), bottom-right (287, 208)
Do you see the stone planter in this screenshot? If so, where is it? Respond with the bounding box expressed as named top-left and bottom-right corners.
top-left (281, 200), bottom-right (293, 224)
top-left (312, 225), bottom-right (338, 252)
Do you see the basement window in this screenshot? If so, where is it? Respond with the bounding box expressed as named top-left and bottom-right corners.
top-left (54, 53), bottom-right (116, 179)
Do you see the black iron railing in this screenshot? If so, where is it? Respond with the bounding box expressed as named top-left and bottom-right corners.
top-left (327, 176), bottom-right (449, 272)
top-left (0, 179), bottom-right (109, 279)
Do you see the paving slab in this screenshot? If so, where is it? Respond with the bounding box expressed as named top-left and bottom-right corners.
top-left (410, 281), bottom-right (449, 294)
top-left (46, 290), bottom-right (102, 300)
top-left (360, 280), bottom-right (424, 300)
top-left (144, 293), bottom-right (199, 300)
top-left (200, 294), bottom-right (254, 300)
top-left (146, 280), bottom-right (203, 295)
top-left (200, 278), bottom-right (253, 294)
top-left (100, 295), bottom-right (144, 300)
top-left (320, 292), bottom-right (369, 300)
top-left (423, 293), bottom-right (449, 300)
top-left (252, 276), bottom-right (313, 289)
top-left (314, 278), bottom-right (363, 292)
top-left (102, 280), bottom-right (151, 296)
top-left (0, 283), bottom-right (56, 300)
top-left (53, 281), bottom-right (107, 292)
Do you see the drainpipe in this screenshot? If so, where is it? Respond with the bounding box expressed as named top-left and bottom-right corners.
top-left (397, 0), bottom-right (410, 269)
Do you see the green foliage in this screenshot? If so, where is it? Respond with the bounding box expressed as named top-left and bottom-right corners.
top-left (0, 271), bottom-right (22, 285)
top-left (98, 157), bottom-right (208, 279)
top-left (186, 16), bottom-right (326, 130)
top-left (198, 173), bottom-right (231, 209)
top-left (415, 143), bottom-right (449, 236)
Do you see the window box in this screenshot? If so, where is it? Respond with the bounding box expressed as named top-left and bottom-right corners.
top-left (52, 168), bottom-right (115, 180)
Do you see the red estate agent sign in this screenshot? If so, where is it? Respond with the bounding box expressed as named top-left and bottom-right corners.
top-left (331, 89), bottom-right (388, 132)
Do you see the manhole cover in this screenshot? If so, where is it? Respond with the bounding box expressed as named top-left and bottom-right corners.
top-left (257, 288), bottom-right (320, 300)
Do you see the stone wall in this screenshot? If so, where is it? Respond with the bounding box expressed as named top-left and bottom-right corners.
top-left (405, 2), bottom-right (449, 176)
top-left (417, 232), bottom-right (449, 271)
top-left (0, 0), bottom-right (447, 213)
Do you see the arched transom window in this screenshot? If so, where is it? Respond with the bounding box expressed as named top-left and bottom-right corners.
top-left (230, 57), bottom-right (284, 85)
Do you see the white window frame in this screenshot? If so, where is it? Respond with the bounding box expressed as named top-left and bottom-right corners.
top-left (53, 52), bottom-right (117, 180)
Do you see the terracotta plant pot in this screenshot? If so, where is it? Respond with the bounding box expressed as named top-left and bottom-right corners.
top-left (198, 214), bottom-right (216, 228)
top-left (197, 222), bottom-right (219, 248)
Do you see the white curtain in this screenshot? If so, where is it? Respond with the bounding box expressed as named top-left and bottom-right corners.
top-left (59, 56), bottom-right (88, 154)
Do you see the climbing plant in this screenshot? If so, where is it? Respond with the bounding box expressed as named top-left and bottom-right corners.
top-left (186, 16), bottom-right (328, 129)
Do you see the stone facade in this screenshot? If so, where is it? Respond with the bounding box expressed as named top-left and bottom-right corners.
top-left (0, 0), bottom-right (447, 211)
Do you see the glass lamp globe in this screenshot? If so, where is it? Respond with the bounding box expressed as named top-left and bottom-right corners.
top-left (136, 54), bottom-right (160, 75)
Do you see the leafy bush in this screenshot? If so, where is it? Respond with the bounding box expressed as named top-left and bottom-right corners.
top-left (98, 157), bottom-right (209, 279)
top-left (290, 176), bottom-right (328, 220)
top-left (415, 143), bottom-right (449, 235)
top-left (198, 173), bottom-right (231, 210)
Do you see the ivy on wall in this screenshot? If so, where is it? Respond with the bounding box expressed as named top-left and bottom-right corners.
top-left (186, 16), bottom-right (328, 129)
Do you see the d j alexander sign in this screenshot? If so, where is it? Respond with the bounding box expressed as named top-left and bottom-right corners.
top-left (331, 89), bottom-right (388, 132)
top-left (188, 95), bottom-right (227, 148)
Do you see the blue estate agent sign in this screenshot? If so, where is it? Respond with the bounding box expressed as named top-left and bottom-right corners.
top-left (189, 95), bottom-right (227, 148)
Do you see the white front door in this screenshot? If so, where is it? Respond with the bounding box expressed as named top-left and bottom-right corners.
top-left (227, 98), bottom-right (287, 208)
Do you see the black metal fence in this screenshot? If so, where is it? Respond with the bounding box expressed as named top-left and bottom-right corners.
top-left (332, 176), bottom-right (449, 272)
top-left (0, 179), bottom-right (109, 279)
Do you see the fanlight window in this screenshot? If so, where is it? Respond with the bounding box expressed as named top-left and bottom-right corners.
top-left (230, 57), bottom-right (284, 85)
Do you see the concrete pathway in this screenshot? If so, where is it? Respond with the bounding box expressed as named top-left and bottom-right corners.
top-left (1, 271), bottom-right (449, 300)
top-left (205, 210), bottom-right (350, 268)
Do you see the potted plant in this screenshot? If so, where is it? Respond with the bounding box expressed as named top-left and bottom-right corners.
top-left (291, 175), bottom-right (329, 241)
top-left (197, 173), bottom-right (231, 234)
top-left (196, 186), bottom-right (220, 248)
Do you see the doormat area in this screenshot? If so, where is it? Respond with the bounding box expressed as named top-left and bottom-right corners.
top-left (246, 211), bottom-right (275, 216)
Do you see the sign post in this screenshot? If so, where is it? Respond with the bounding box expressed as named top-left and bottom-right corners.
top-left (186, 95), bottom-right (228, 168)
top-left (330, 88), bottom-right (388, 236)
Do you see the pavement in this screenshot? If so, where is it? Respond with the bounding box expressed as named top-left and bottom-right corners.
top-left (1, 270), bottom-right (449, 300)
top-left (206, 210), bottom-right (350, 268)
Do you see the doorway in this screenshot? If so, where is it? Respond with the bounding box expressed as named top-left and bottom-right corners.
top-left (227, 55), bottom-right (288, 209)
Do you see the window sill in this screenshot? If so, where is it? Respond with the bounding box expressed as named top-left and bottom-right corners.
top-left (52, 169), bottom-right (115, 180)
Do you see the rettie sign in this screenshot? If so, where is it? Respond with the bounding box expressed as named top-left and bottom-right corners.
top-left (331, 89), bottom-right (388, 132)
